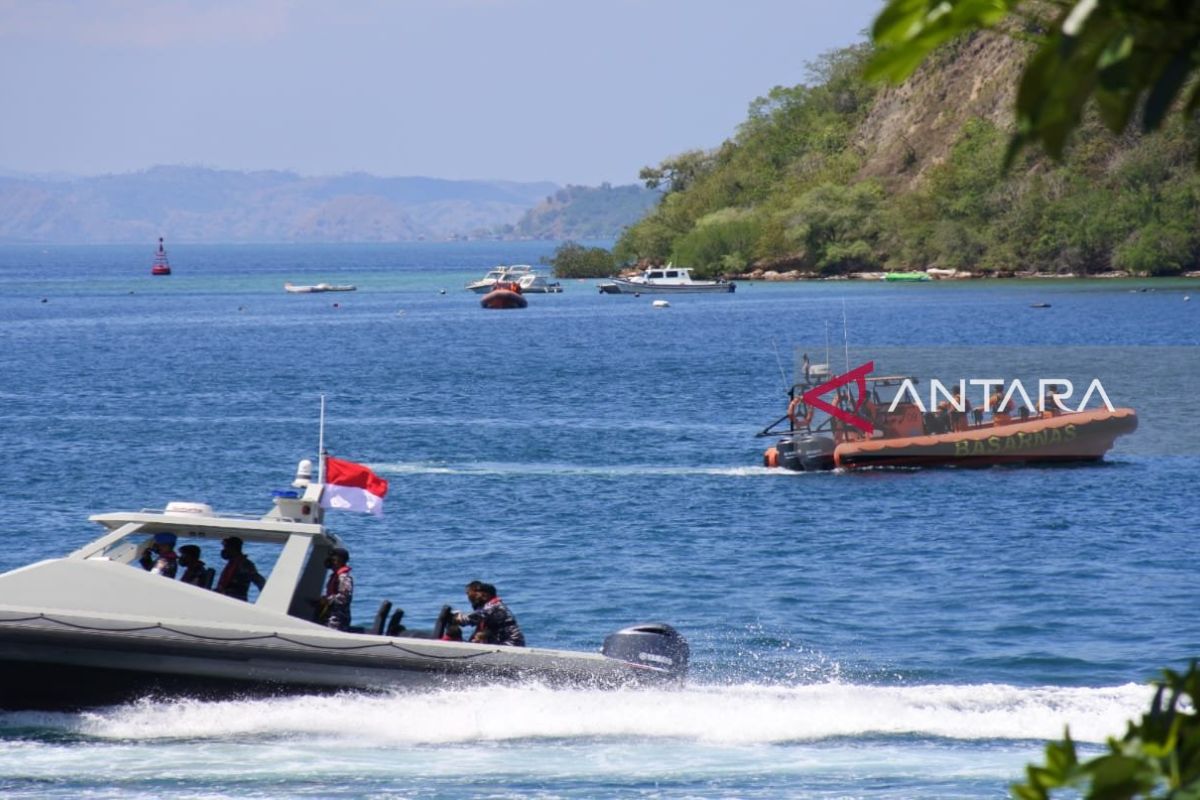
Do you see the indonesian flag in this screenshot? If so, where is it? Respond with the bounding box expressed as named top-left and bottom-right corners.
top-left (321, 456), bottom-right (389, 516)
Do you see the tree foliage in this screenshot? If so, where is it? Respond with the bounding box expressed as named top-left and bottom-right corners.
top-left (543, 241), bottom-right (615, 279)
top-left (867, 0), bottom-right (1200, 166)
top-left (613, 36), bottom-right (1200, 278)
top-left (1012, 662), bottom-right (1200, 800)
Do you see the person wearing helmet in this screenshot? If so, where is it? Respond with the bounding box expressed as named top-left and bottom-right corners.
top-left (319, 547), bottom-right (353, 631)
top-left (139, 532), bottom-right (178, 578)
top-left (216, 536), bottom-right (265, 601)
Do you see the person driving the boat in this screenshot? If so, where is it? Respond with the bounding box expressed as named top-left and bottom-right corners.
top-left (215, 536), bottom-right (265, 601)
top-left (178, 544), bottom-right (207, 587)
top-left (139, 533), bottom-right (178, 578)
top-left (318, 548), bottom-right (353, 631)
top-left (455, 581), bottom-right (525, 647)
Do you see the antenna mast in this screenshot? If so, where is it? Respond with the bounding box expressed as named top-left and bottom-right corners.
top-left (842, 299), bottom-right (850, 373)
top-left (317, 394), bottom-right (327, 485)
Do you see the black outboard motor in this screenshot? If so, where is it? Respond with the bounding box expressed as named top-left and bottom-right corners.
top-left (601, 623), bottom-right (689, 678)
top-left (778, 435), bottom-right (836, 471)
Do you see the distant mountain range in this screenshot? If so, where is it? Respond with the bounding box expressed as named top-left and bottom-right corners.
top-left (0, 166), bottom-right (564, 244)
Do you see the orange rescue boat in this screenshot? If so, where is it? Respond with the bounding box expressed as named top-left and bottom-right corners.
top-left (480, 281), bottom-right (527, 309)
top-left (760, 368), bottom-right (1137, 471)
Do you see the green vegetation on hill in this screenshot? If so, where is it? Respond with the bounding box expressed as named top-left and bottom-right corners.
top-left (614, 40), bottom-right (1200, 278)
top-left (502, 183), bottom-right (660, 240)
top-left (542, 241), bottom-right (616, 278)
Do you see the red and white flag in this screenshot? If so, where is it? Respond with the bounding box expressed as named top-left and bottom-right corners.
top-left (321, 456), bottom-right (389, 516)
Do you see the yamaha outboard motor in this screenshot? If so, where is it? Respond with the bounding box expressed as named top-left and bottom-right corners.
top-left (601, 623), bottom-right (689, 679)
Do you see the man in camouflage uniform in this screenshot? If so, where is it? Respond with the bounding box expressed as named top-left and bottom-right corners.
top-left (216, 536), bottom-right (265, 600)
top-left (456, 581), bottom-right (525, 647)
top-left (320, 547), bottom-right (353, 631)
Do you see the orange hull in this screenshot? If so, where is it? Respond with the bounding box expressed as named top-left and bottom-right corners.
top-left (834, 408), bottom-right (1138, 469)
top-left (480, 288), bottom-right (527, 309)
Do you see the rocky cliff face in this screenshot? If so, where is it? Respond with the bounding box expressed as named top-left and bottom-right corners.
top-left (856, 32), bottom-right (1026, 189)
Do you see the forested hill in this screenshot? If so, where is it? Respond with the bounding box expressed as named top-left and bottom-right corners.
top-left (500, 183), bottom-right (660, 240)
top-left (616, 34), bottom-right (1200, 278)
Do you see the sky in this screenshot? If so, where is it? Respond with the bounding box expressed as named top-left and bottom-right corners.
top-left (0, 0), bottom-right (883, 186)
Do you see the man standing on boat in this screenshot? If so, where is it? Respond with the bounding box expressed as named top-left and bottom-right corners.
top-left (319, 548), bottom-right (354, 631)
top-left (216, 536), bottom-right (265, 601)
top-left (456, 581), bottom-right (525, 647)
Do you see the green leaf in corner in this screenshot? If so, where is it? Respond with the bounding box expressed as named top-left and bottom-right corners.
top-left (1142, 49), bottom-right (1196, 133)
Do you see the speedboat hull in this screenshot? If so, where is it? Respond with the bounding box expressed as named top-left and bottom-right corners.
top-left (766, 408), bottom-right (1137, 471)
top-left (0, 610), bottom-right (686, 709)
top-left (835, 408), bottom-right (1137, 469)
top-left (598, 278), bottom-right (735, 294)
top-left (480, 288), bottom-right (527, 309)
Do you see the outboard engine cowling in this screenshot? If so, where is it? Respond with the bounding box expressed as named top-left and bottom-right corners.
top-left (601, 623), bottom-right (689, 678)
top-left (778, 435), bottom-right (836, 471)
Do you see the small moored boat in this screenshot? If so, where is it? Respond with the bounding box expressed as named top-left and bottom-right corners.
top-left (480, 281), bottom-right (527, 309)
top-left (284, 282), bottom-right (357, 294)
top-left (599, 265), bottom-right (735, 294)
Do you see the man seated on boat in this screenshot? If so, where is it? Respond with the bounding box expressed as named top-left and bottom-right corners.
top-left (138, 533), bottom-right (178, 578)
top-left (215, 536), bottom-right (265, 601)
top-left (318, 548), bottom-right (353, 631)
top-left (178, 545), bottom-right (208, 587)
top-left (455, 581), bottom-right (525, 647)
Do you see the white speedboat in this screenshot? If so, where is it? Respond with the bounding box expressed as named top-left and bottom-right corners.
top-left (513, 268), bottom-right (563, 294)
top-left (465, 265), bottom-right (531, 293)
top-left (599, 266), bottom-right (735, 294)
top-left (284, 282), bottom-right (357, 294)
top-left (0, 457), bottom-right (687, 709)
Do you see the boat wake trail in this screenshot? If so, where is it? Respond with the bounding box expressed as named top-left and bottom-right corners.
top-left (374, 461), bottom-right (800, 478)
top-left (0, 681), bottom-right (1151, 746)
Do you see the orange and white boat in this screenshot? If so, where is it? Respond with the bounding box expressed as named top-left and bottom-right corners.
top-left (760, 368), bottom-right (1137, 471)
top-left (480, 281), bottom-right (527, 309)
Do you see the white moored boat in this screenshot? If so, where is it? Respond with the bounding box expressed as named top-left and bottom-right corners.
top-left (465, 265), bottom-right (528, 293)
top-left (599, 266), bottom-right (735, 294)
top-left (0, 454), bottom-right (687, 709)
top-left (512, 268), bottom-right (563, 294)
top-left (284, 282), bottom-right (357, 294)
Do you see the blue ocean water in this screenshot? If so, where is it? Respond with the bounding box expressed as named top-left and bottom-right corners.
top-left (0, 242), bottom-right (1197, 798)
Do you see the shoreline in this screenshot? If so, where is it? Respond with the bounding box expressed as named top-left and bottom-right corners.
top-left (728, 268), bottom-right (1200, 282)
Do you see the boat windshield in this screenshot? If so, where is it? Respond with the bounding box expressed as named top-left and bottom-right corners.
top-left (88, 528), bottom-right (283, 599)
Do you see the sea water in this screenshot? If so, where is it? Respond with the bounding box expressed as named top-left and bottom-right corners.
top-left (0, 242), bottom-right (1196, 798)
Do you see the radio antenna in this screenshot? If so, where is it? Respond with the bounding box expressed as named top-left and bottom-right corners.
top-left (842, 299), bottom-right (851, 373)
top-left (771, 339), bottom-right (789, 392)
top-left (317, 394), bottom-right (327, 485)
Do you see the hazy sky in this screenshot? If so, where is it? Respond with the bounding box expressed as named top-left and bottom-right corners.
top-left (0, 0), bottom-right (882, 185)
